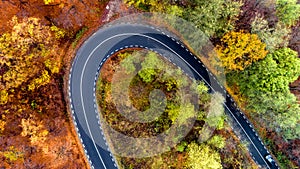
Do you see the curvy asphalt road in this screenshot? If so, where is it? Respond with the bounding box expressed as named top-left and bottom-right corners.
top-left (68, 23), bottom-right (279, 169)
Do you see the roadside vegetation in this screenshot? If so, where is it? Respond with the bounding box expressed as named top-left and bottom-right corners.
top-left (97, 50), bottom-right (258, 168)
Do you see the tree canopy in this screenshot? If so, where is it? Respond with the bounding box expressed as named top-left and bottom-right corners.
top-left (186, 142), bottom-right (222, 169)
top-left (276, 0), bottom-right (300, 26)
top-left (212, 31), bottom-right (268, 72)
top-left (0, 17), bottom-right (64, 92)
top-left (183, 0), bottom-right (242, 37)
top-left (230, 48), bottom-right (300, 94)
top-left (251, 16), bottom-right (291, 52)
top-left (227, 47), bottom-right (300, 139)
top-left (124, 0), bottom-right (242, 37)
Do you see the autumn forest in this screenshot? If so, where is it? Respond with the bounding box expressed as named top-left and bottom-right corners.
top-left (0, 0), bottom-right (299, 169)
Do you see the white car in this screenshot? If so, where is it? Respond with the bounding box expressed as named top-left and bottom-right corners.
top-left (265, 154), bottom-right (275, 164)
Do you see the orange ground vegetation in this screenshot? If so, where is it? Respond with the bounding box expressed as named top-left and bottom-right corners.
top-left (0, 0), bottom-right (110, 168)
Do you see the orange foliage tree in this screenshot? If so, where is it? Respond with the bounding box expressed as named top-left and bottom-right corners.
top-left (0, 16), bottom-right (64, 94)
top-left (20, 115), bottom-right (49, 145)
top-left (211, 31), bottom-right (268, 72)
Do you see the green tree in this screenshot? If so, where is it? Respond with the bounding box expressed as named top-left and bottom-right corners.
top-left (125, 0), bottom-right (242, 37)
top-left (230, 48), bottom-right (300, 94)
top-left (166, 103), bottom-right (196, 125)
top-left (245, 91), bottom-right (300, 140)
top-left (120, 52), bottom-right (136, 74)
top-left (207, 135), bottom-right (225, 149)
top-left (124, 0), bottom-right (183, 16)
top-left (194, 81), bottom-right (209, 95)
top-left (198, 92), bottom-right (225, 142)
top-left (212, 31), bottom-right (268, 72)
top-left (191, 81), bottom-right (210, 105)
top-left (276, 0), bottom-right (300, 26)
top-left (276, 103), bottom-right (300, 139)
top-left (166, 103), bottom-right (180, 123)
top-left (183, 0), bottom-right (242, 37)
top-left (251, 15), bottom-right (291, 52)
top-left (138, 51), bottom-right (164, 83)
top-left (227, 48), bottom-right (300, 139)
top-left (186, 142), bottom-right (222, 169)
top-left (206, 92), bottom-right (225, 130)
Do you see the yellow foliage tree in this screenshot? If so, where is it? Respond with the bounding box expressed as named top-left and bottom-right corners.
top-left (212, 31), bottom-right (268, 72)
top-left (44, 0), bottom-right (56, 5)
top-left (50, 25), bottom-right (66, 39)
top-left (186, 142), bottom-right (222, 169)
top-left (21, 115), bottom-right (49, 145)
top-left (0, 90), bottom-right (8, 105)
top-left (1, 146), bottom-right (23, 162)
top-left (44, 58), bottom-right (60, 74)
top-left (0, 116), bottom-right (6, 135)
top-left (0, 16), bottom-right (63, 91)
top-left (28, 70), bottom-right (51, 91)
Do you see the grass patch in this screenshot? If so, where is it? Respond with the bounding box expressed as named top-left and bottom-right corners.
top-left (72, 27), bottom-right (88, 48)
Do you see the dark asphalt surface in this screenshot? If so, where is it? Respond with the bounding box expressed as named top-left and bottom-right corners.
top-left (68, 24), bottom-right (279, 169)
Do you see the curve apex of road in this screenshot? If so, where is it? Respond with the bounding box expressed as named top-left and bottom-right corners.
top-left (68, 23), bottom-right (279, 169)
